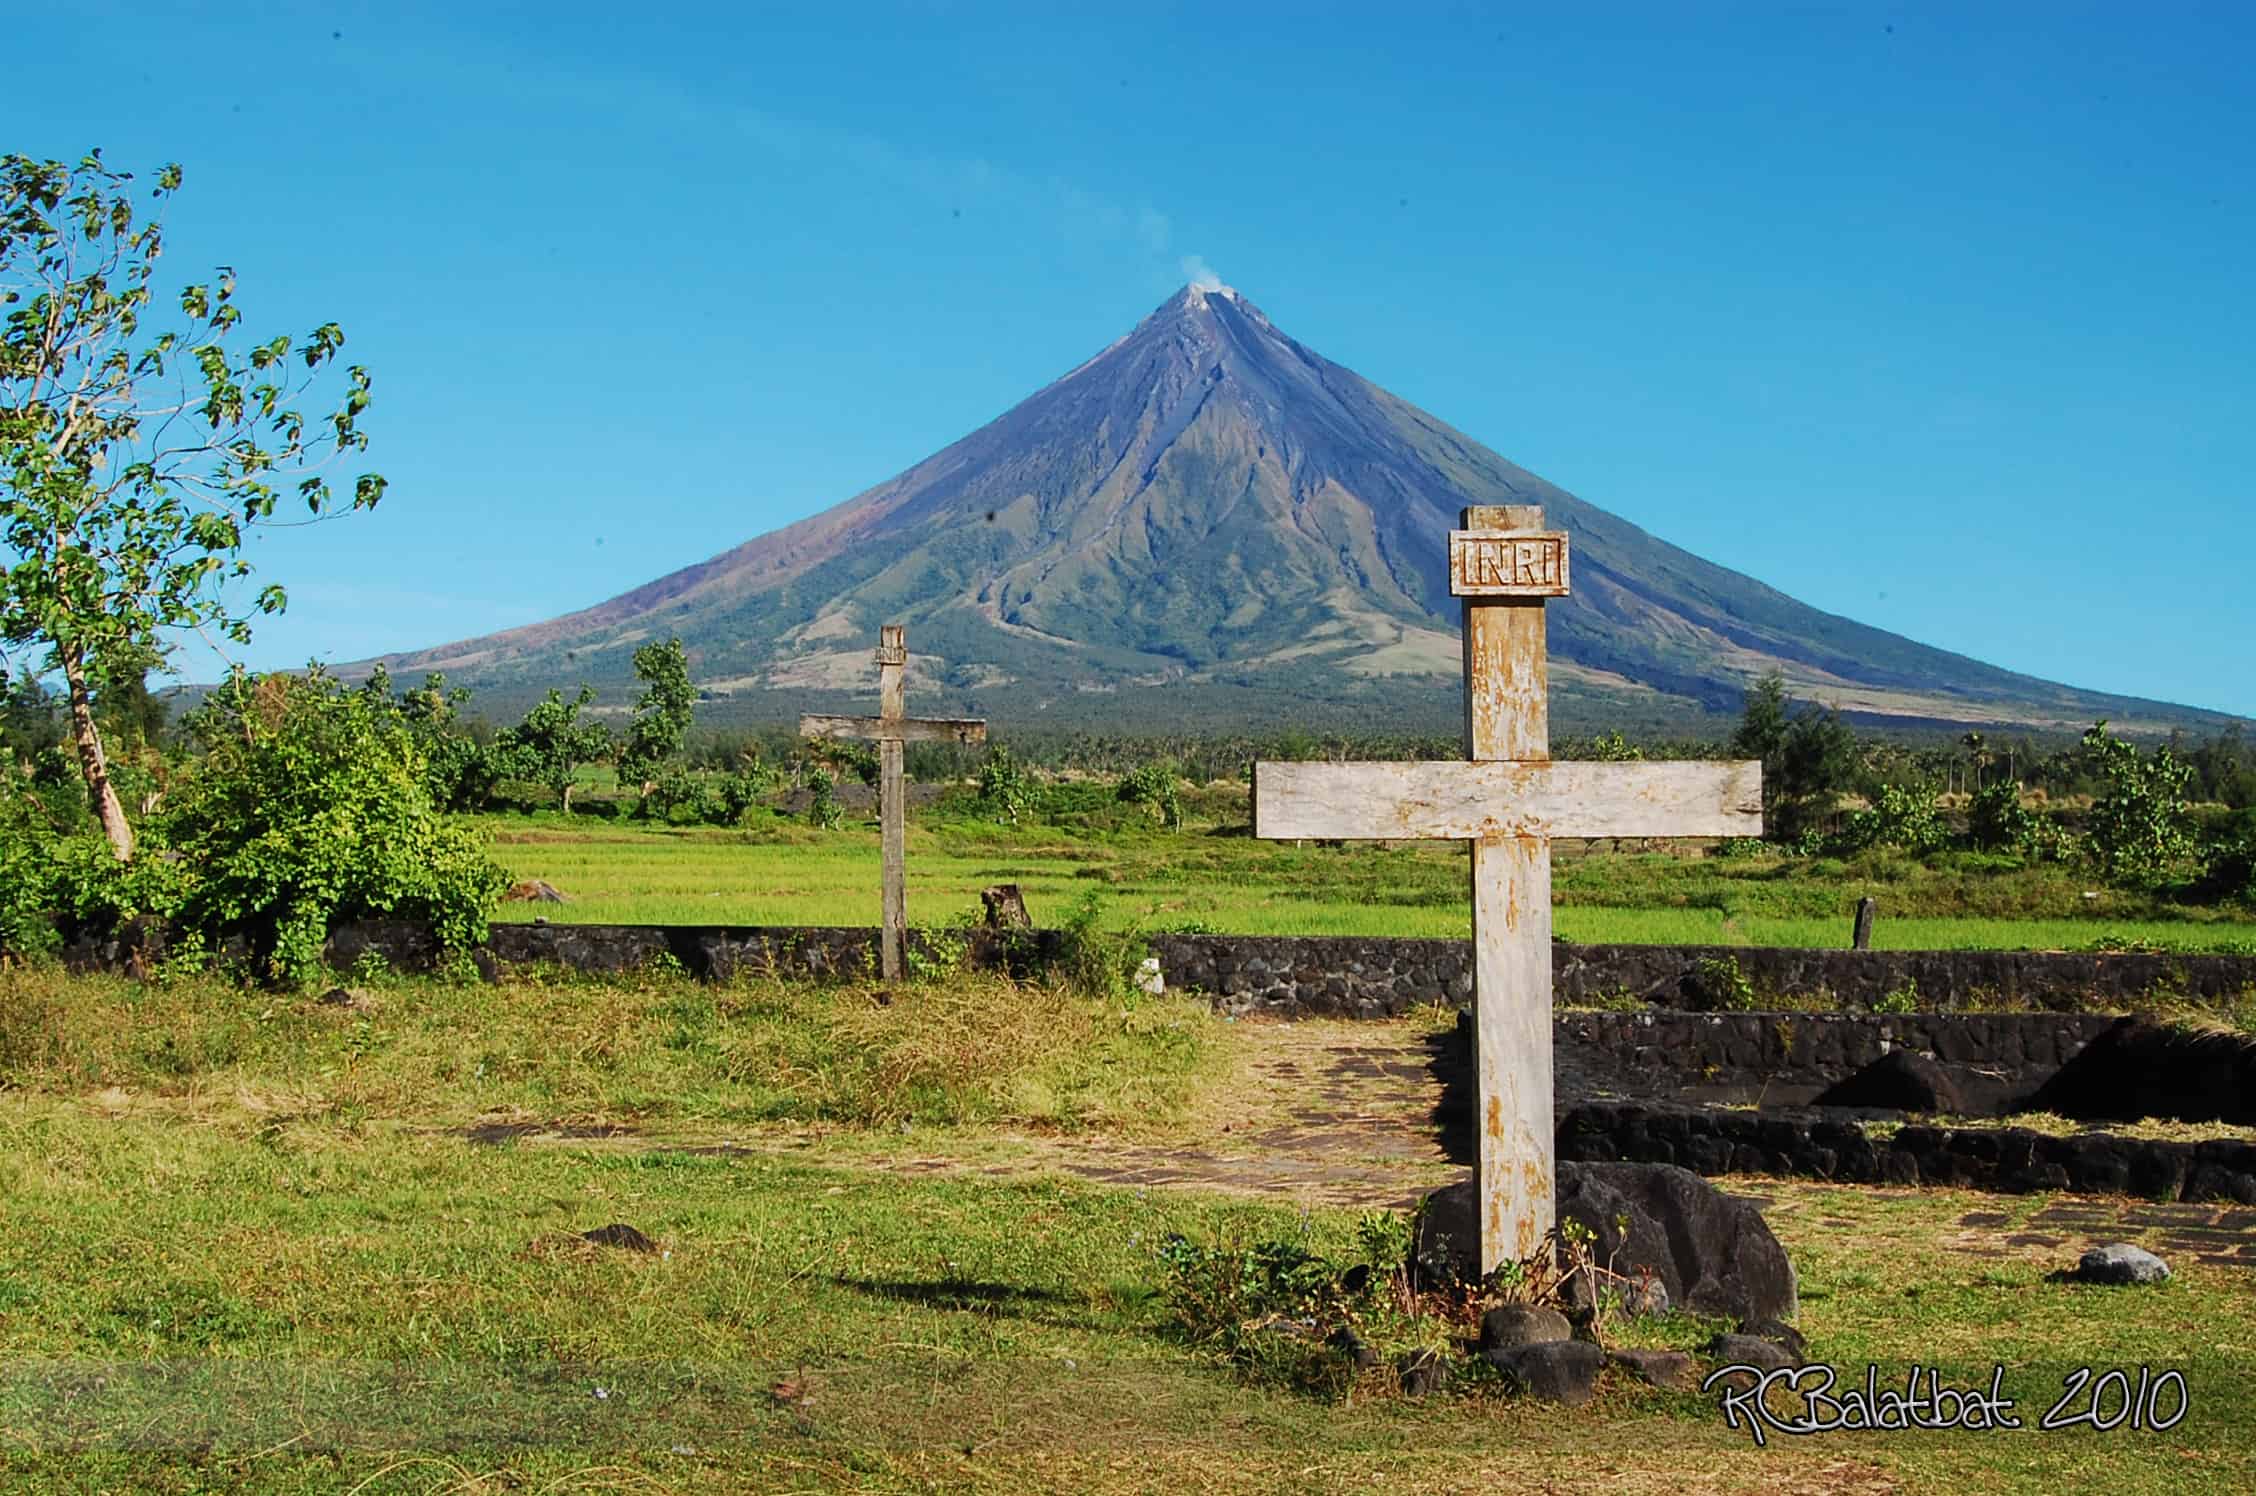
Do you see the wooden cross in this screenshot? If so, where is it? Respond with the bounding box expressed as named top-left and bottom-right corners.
top-left (1253, 505), bottom-right (1762, 1274)
top-left (800, 625), bottom-right (987, 980)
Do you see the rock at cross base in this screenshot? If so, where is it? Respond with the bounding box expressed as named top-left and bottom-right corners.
top-left (1488, 1339), bottom-right (1606, 1405)
top-left (1812, 1049), bottom-right (1964, 1114)
top-left (1606, 1347), bottom-right (1697, 1391)
top-left (2066, 1242), bottom-right (2171, 1285)
top-left (1479, 1303), bottom-right (1571, 1352)
top-left (1413, 1163), bottom-right (1798, 1326)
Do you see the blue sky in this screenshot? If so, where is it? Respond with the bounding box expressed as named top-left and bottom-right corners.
top-left (11, 2), bottom-right (2253, 718)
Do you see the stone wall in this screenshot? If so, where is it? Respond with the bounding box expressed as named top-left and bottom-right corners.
top-left (1149, 934), bottom-right (2256, 1018)
top-left (51, 917), bottom-right (2256, 1018)
top-left (318, 919), bottom-right (1059, 983)
top-left (1555, 1010), bottom-right (2117, 1092)
top-left (1558, 1101), bottom-right (2256, 1205)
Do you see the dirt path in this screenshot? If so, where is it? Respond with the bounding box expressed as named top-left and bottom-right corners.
top-left (475, 1016), bottom-right (2256, 1266)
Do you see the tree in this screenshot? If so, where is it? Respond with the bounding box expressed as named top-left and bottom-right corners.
top-left (1728, 672), bottom-right (1790, 764)
top-left (2079, 721), bottom-right (2196, 889)
top-left (491, 686), bottom-right (609, 813)
top-left (1, 151), bottom-right (383, 861)
top-left (618, 636), bottom-right (695, 800)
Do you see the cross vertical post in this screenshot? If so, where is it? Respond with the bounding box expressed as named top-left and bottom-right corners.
top-left (876, 625), bottom-right (909, 980)
top-left (1462, 503), bottom-right (1556, 1271)
top-left (800, 625), bottom-right (987, 983)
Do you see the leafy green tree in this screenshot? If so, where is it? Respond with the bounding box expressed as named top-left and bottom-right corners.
top-left (491, 686), bottom-right (609, 814)
top-left (1731, 672), bottom-right (1856, 844)
top-left (1, 151), bottom-right (383, 860)
top-left (357, 665), bottom-right (494, 813)
top-left (1729, 673), bottom-right (1790, 764)
top-left (619, 636), bottom-right (695, 801)
top-left (1967, 779), bottom-right (2039, 853)
top-left (2079, 721), bottom-right (2197, 889)
top-left (977, 743), bottom-right (1035, 824)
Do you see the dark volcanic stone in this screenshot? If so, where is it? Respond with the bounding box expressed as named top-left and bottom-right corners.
top-left (1813, 1049), bottom-right (1964, 1113)
top-left (1414, 1163), bottom-right (1798, 1325)
top-left (1706, 1332), bottom-right (1799, 1372)
top-left (1607, 1347), bottom-right (1697, 1391)
top-left (581, 1223), bottom-right (659, 1253)
top-left (1488, 1339), bottom-right (1606, 1405)
top-left (1480, 1303), bottom-right (1571, 1351)
top-left (2022, 1017), bottom-right (2256, 1126)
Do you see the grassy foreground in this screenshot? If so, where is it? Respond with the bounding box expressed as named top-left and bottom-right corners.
top-left (0, 963), bottom-right (2250, 1493)
top-left (479, 808), bottom-right (2256, 953)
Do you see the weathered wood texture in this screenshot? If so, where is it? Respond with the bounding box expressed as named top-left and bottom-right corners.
top-left (795, 624), bottom-right (987, 981)
top-left (1462, 503), bottom-right (1553, 1274)
top-left (1448, 529), bottom-right (1570, 597)
top-left (1853, 896), bottom-right (1878, 952)
top-left (1252, 759), bottom-right (1764, 842)
top-left (880, 738), bottom-right (905, 980)
top-left (797, 714), bottom-right (988, 745)
top-left (1250, 500), bottom-right (1762, 1276)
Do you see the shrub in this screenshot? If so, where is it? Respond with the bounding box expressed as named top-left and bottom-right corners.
top-left (976, 744), bottom-right (1035, 825)
top-left (1685, 953), bottom-right (1760, 1012)
top-left (1967, 780), bottom-right (2040, 853)
top-left (1830, 784), bottom-right (1948, 856)
top-left (159, 670), bottom-right (508, 983)
top-left (1116, 760), bottom-right (1185, 830)
top-left (2079, 722), bottom-right (2197, 889)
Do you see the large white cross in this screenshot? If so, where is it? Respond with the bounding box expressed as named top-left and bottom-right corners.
top-left (1253, 505), bottom-right (1762, 1274)
top-left (801, 625), bottom-right (986, 980)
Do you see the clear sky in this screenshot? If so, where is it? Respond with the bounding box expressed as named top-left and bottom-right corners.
top-left (10, 2), bottom-right (2253, 718)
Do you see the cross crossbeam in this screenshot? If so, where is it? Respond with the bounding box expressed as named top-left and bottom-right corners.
top-left (1254, 505), bottom-right (1761, 1275)
top-left (800, 624), bottom-right (987, 980)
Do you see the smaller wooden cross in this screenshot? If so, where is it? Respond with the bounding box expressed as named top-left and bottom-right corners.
top-left (1254, 506), bottom-right (1762, 1275)
top-left (800, 625), bottom-right (987, 979)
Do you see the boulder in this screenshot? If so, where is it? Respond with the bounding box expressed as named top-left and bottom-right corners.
top-left (1705, 1332), bottom-right (1799, 1376)
top-left (2066, 1242), bottom-right (2172, 1285)
top-left (1487, 1339), bottom-right (1606, 1405)
top-left (2021, 1018), bottom-right (2256, 1126)
top-left (1606, 1347), bottom-right (1696, 1391)
top-left (581, 1223), bottom-right (658, 1253)
top-left (1479, 1303), bottom-right (1571, 1351)
top-left (1414, 1163), bottom-right (1798, 1325)
top-left (1813, 1049), bottom-right (1964, 1113)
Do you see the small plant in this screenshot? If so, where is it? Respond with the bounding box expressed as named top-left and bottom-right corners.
top-left (1686, 953), bottom-right (1760, 1012)
top-left (1871, 978), bottom-right (1920, 1015)
top-left (805, 768), bottom-right (843, 830)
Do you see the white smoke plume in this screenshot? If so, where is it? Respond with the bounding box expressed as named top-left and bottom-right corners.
top-left (1180, 254), bottom-right (1228, 293)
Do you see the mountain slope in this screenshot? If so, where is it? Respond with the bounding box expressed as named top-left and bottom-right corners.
top-left (361, 285), bottom-right (2237, 736)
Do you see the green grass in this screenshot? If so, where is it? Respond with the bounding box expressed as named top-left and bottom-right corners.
top-left (474, 806), bottom-right (2256, 954)
top-left (2, 965), bottom-right (2252, 1492)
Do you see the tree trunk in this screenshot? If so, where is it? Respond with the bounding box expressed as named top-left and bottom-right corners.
top-left (58, 642), bottom-right (135, 860)
top-left (561, 781), bottom-right (575, 815)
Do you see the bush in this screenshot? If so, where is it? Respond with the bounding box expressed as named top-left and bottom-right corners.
top-left (1685, 953), bottom-right (1760, 1012)
top-left (157, 670), bottom-right (509, 983)
top-left (1829, 784), bottom-right (1948, 857)
top-left (1967, 780), bottom-right (2039, 853)
top-left (1117, 760), bottom-right (1185, 830)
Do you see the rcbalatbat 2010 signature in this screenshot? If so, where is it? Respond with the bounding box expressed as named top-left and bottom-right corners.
top-left (1703, 1363), bottom-right (2190, 1445)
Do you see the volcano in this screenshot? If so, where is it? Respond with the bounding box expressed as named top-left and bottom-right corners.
top-left (362, 284), bottom-right (2231, 736)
